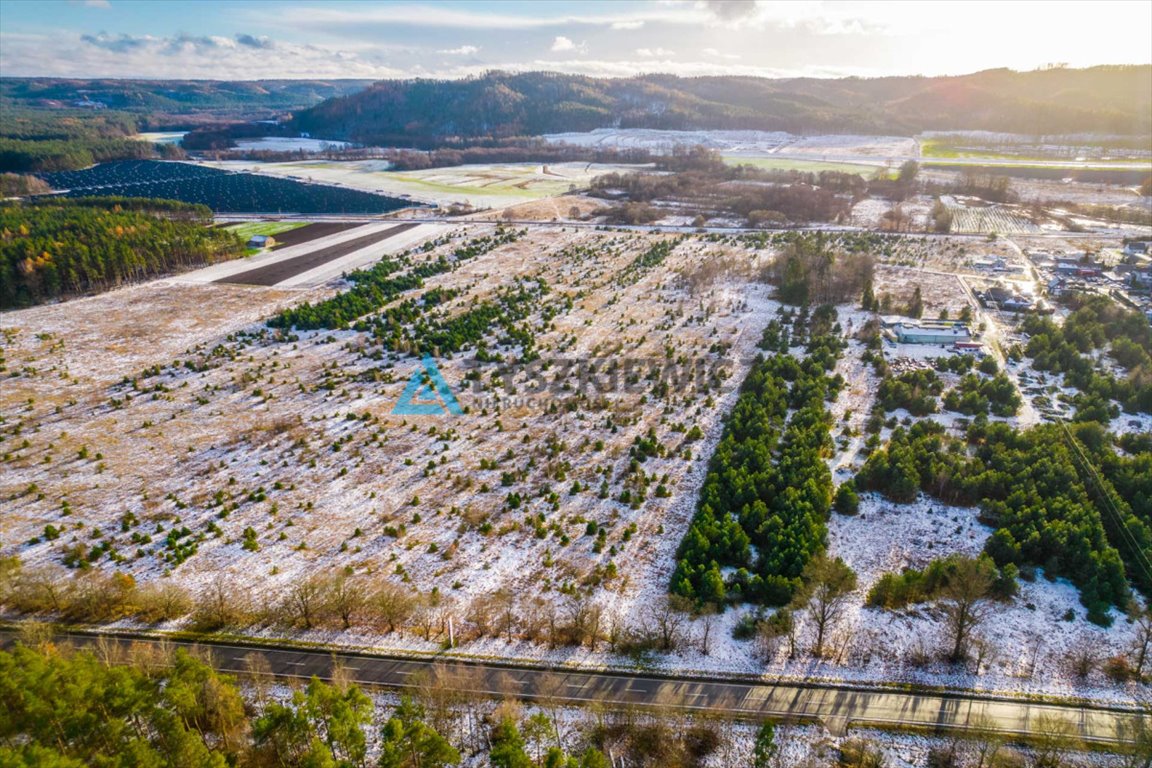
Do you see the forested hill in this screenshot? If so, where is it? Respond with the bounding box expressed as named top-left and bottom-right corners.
top-left (293, 66), bottom-right (1152, 144)
top-left (1, 78), bottom-right (375, 121)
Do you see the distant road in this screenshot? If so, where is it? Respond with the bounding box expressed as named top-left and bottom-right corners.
top-left (3, 629), bottom-right (1144, 747)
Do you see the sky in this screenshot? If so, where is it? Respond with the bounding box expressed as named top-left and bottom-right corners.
top-left (0, 0), bottom-right (1150, 81)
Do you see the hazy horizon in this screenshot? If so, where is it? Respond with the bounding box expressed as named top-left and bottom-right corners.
top-left (1, 0), bottom-right (1149, 81)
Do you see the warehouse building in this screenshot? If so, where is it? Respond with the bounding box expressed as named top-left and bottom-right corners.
top-left (891, 321), bottom-right (973, 345)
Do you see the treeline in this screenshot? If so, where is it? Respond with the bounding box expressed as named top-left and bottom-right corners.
top-left (0, 556), bottom-right (695, 659)
top-left (189, 132), bottom-right (658, 169)
top-left (926, 171), bottom-right (1018, 203)
top-left (856, 420), bottom-right (1151, 622)
top-left (867, 553), bottom-right (1017, 609)
top-left (1087, 427), bottom-right (1152, 532)
top-left (291, 67), bottom-right (1152, 144)
top-left (0, 640), bottom-right (619, 768)
top-left (1, 197), bottom-right (242, 308)
top-left (2, 78), bottom-right (374, 119)
top-left (0, 135), bottom-right (171, 173)
top-left (269, 228), bottom-right (524, 331)
top-left (671, 306), bottom-right (843, 606)
top-left (0, 109), bottom-right (182, 173)
top-left (763, 233), bottom-right (875, 305)
top-left (874, 366), bottom-right (1021, 418)
top-left (0, 172), bottom-right (51, 197)
top-left (591, 151), bottom-right (863, 226)
top-left (1020, 295), bottom-right (1152, 417)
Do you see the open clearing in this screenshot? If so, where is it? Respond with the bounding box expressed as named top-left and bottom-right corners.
top-left (1, 228), bottom-right (1144, 708)
top-left (216, 222), bottom-right (422, 286)
top-left (723, 156), bottom-right (880, 174)
top-left (223, 221), bottom-right (310, 241)
top-left (199, 159), bottom-right (638, 209)
top-left (544, 128), bottom-right (915, 159)
top-left (269, 221), bottom-right (366, 249)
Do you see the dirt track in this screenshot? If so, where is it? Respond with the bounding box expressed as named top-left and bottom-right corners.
top-left (216, 223), bottom-right (421, 286)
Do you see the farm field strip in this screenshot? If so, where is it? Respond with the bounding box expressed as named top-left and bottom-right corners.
top-left (942, 199), bottom-right (1042, 235)
top-left (173, 222), bottom-right (410, 285)
top-left (214, 223), bottom-right (424, 287)
top-left (223, 221), bottom-right (310, 241)
top-left (278, 223), bottom-right (449, 288)
top-left (270, 222), bottom-right (367, 249)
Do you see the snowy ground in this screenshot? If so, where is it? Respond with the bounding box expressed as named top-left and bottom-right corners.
top-left (543, 129), bottom-right (915, 160)
top-left (230, 137), bottom-right (352, 152)
top-left (197, 159), bottom-right (638, 210)
top-left (2, 230), bottom-right (1145, 709)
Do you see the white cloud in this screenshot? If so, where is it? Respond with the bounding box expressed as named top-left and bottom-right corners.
top-left (703, 48), bottom-right (740, 60)
top-left (265, 5), bottom-right (676, 31)
top-left (4, 2), bottom-right (1150, 82)
top-left (700, 0), bottom-right (759, 22)
top-left (83, 0), bottom-right (111, 7)
top-left (0, 31), bottom-right (406, 79)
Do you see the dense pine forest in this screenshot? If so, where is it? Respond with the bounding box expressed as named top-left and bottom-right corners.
top-left (671, 305), bottom-right (843, 607)
top-left (0, 198), bottom-right (243, 308)
top-left (294, 66), bottom-right (1152, 145)
top-left (1019, 295), bottom-right (1152, 416)
top-left (856, 420), bottom-right (1151, 623)
top-left (0, 109), bottom-right (175, 173)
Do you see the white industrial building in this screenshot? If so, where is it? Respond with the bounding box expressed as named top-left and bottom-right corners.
top-left (891, 321), bottom-right (973, 345)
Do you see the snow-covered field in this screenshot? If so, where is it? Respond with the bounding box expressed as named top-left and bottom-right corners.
top-left (543, 129), bottom-right (916, 159)
top-left (197, 159), bottom-right (637, 210)
top-left (2, 229), bottom-right (1145, 710)
top-left (230, 137), bottom-right (352, 152)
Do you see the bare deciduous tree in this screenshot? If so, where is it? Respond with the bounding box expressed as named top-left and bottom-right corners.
top-left (696, 603), bottom-right (718, 656)
top-left (12, 566), bottom-right (70, 614)
top-left (648, 595), bottom-right (691, 652)
top-left (939, 557), bottom-right (995, 662)
top-left (1130, 607), bottom-right (1152, 679)
top-left (193, 573), bottom-right (249, 631)
top-left (794, 554), bottom-right (857, 658)
top-left (1032, 714), bottom-right (1081, 768)
top-left (373, 579), bottom-right (417, 633)
top-left (283, 574), bottom-right (328, 629)
top-left (492, 588), bottom-right (518, 642)
top-left (243, 652), bottom-right (274, 708)
top-left (327, 573), bottom-right (367, 630)
top-left (1066, 641), bottom-right (1097, 680)
top-left (521, 595), bottom-right (549, 644)
top-left (136, 581), bottom-right (192, 623)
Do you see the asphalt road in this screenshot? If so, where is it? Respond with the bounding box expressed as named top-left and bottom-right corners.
top-left (3, 629), bottom-right (1144, 748)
